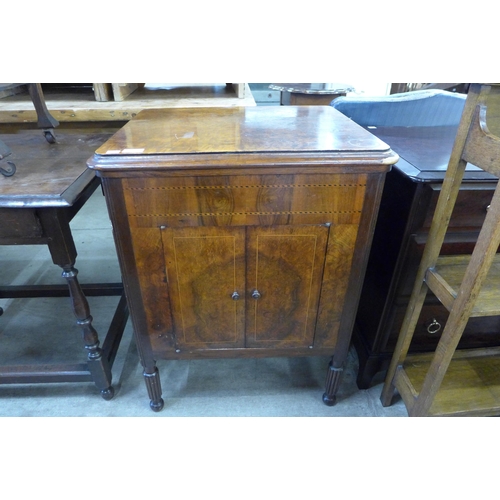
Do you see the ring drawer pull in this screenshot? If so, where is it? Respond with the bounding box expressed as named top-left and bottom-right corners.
top-left (427, 318), bottom-right (442, 334)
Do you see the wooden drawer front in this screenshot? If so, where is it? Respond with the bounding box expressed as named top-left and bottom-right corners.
top-left (387, 302), bottom-right (500, 353)
top-left (422, 183), bottom-right (496, 231)
top-left (123, 173), bottom-right (367, 228)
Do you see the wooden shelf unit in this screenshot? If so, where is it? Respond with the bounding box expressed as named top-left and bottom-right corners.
top-left (396, 253), bottom-right (500, 416)
top-left (0, 84), bottom-right (255, 124)
top-left (426, 254), bottom-right (500, 317)
top-left (92, 83), bottom-right (248, 102)
top-left (398, 347), bottom-right (500, 417)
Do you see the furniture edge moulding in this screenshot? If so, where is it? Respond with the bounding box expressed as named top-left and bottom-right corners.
top-left (87, 150), bottom-right (399, 175)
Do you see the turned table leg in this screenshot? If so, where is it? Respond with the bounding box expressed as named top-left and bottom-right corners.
top-left (41, 208), bottom-right (115, 399)
top-left (62, 266), bottom-right (114, 399)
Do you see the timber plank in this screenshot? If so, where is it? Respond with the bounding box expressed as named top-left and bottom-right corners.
top-left (400, 348), bottom-right (500, 416)
top-left (0, 84), bottom-right (255, 123)
top-left (427, 254), bottom-right (500, 317)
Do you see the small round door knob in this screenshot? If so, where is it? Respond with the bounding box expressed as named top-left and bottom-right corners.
top-left (252, 290), bottom-right (261, 299)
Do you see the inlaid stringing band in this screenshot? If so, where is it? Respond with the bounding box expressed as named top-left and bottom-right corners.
top-left (126, 183), bottom-right (366, 190)
top-left (130, 210), bottom-right (361, 217)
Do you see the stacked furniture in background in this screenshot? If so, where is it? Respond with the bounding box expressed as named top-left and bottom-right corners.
top-left (332, 89), bottom-right (500, 388)
top-left (381, 83), bottom-right (500, 416)
top-left (0, 84), bottom-right (59, 177)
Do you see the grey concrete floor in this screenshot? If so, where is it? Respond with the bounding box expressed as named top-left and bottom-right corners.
top-left (0, 188), bottom-right (407, 417)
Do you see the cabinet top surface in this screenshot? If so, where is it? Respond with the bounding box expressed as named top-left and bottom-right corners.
top-left (370, 125), bottom-right (498, 182)
top-left (92, 106), bottom-right (394, 158)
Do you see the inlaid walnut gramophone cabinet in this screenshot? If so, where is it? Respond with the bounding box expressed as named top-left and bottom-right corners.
top-left (88, 106), bottom-right (397, 411)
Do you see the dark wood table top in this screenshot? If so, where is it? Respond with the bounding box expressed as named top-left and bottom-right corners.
top-left (0, 125), bottom-right (115, 207)
top-left (367, 125), bottom-right (498, 182)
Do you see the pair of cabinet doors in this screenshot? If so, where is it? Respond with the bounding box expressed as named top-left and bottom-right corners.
top-left (161, 224), bottom-right (330, 350)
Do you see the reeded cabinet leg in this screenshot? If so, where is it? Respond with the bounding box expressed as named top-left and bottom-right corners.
top-left (323, 357), bottom-right (343, 406)
top-left (62, 266), bottom-right (114, 399)
top-left (144, 365), bottom-right (164, 412)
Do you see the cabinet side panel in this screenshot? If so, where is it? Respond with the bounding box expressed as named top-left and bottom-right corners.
top-left (314, 224), bottom-right (360, 349)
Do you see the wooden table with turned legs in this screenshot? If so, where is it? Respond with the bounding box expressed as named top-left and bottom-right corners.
top-left (0, 124), bottom-right (127, 398)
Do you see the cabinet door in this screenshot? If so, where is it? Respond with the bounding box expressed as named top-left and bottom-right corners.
top-left (246, 225), bottom-right (329, 348)
top-left (161, 226), bottom-right (246, 350)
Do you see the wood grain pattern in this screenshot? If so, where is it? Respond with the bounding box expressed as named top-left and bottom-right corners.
top-left (402, 348), bottom-right (500, 416)
top-left (161, 226), bottom-right (246, 349)
top-left (0, 125), bottom-right (114, 206)
top-left (112, 83), bottom-right (140, 102)
top-left (245, 225), bottom-right (328, 348)
top-left (123, 174), bottom-right (367, 228)
top-left (93, 83), bottom-right (113, 102)
top-left (463, 105), bottom-right (500, 177)
top-left (429, 254), bottom-right (500, 316)
top-left (0, 208), bottom-right (43, 238)
top-left (314, 224), bottom-right (360, 349)
top-left (117, 171), bottom-right (374, 356)
top-left (91, 105), bottom-right (397, 409)
top-left (94, 107), bottom-right (391, 156)
top-left (129, 227), bottom-right (174, 348)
